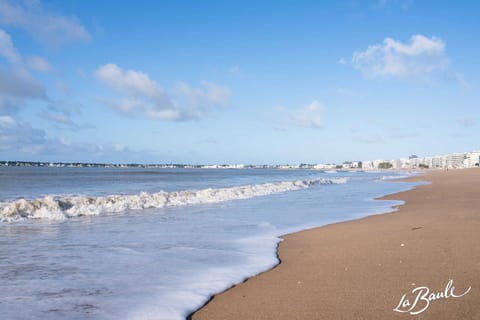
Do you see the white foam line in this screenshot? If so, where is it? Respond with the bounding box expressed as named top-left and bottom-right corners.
top-left (0, 177), bottom-right (349, 222)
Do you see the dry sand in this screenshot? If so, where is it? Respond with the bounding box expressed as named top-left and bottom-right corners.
top-left (191, 169), bottom-right (480, 319)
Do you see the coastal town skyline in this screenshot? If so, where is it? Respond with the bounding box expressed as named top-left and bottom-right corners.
top-left (1, 1), bottom-right (479, 164)
top-left (2, 149), bottom-right (479, 170)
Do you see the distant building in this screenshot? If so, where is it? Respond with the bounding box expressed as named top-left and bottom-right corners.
top-left (409, 157), bottom-right (419, 168)
top-left (446, 153), bottom-right (465, 168)
top-left (464, 151), bottom-right (480, 167)
top-left (313, 163), bottom-right (336, 169)
top-left (361, 160), bottom-right (374, 170)
top-left (391, 159), bottom-right (402, 169)
top-left (431, 156), bottom-right (443, 168)
top-left (373, 159), bottom-right (385, 169)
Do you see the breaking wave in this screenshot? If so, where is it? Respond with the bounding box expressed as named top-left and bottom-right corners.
top-left (380, 175), bottom-right (409, 181)
top-left (0, 177), bottom-right (348, 222)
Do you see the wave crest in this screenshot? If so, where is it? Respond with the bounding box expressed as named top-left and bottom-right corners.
top-left (0, 177), bottom-right (348, 222)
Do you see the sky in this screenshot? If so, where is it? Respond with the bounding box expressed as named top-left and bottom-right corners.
top-left (0, 0), bottom-right (479, 164)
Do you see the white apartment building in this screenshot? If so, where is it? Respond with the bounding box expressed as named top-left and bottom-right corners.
top-left (342, 161), bottom-right (360, 169)
top-left (391, 159), bottom-right (402, 169)
top-left (313, 163), bottom-right (337, 169)
top-left (373, 159), bottom-right (385, 169)
top-left (464, 151), bottom-right (480, 167)
top-left (313, 150), bottom-right (479, 171)
top-left (408, 157), bottom-right (419, 168)
top-left (446, 153), bottom-right (465, 168)
top-left (361, 160), bottom-right (375, 170)
top-left (398, 158), bottom-right (410, 169)
top-left (430, 156), bottom-right (444, 168)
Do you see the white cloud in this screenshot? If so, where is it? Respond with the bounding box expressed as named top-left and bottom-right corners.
top-left (0, 0), bottom-right (90, 46)
top-left (0, 114), bottom-right (15, 127)
top-left (0, 22), bottom-right (87, 138)
top-left (350, 34), bottom-right (448, 79)
top-left (0, 28), bottom-right (19, 63)
top-left (0, 29), bottom-right (54, 73)
top-left (269, 101), bottom-right (324, 130)
top-left (47, 99), bottom-right (82, 116)
top-left (0, 116), bottom-right (46, 152)
top-left (95, 64), bottom-right (168, 102)
top-left (146, 109), bottom-right (181, 121)
top-left (0, 116), bottom-right (132, 159)
top-left (36, 98), bottom-right (91, 130)
top-left (43, 112), bottom-right (70, 125)
top-left (26, 55), bottom-right (53, 72)
top-left (0, 68), bottom-right (46, 99)
top-left (0, 29), bottom-right (49, 116)
top-left (0, 59), bottom-right (83, 135)
top-left (0, 96), bottom-right (23, 114)
top-left (39, 110), bottom-right (92, 131)
top-left (97, 96), bottom-right (149, 114)
top-left (95, 64), bottom-right (230, 121)
top-left (95, 64), bottom-right (174, 119)
top-left (172, 81), bottom-right (230, 118)
top-left (291, 100), bottom-right (324, 129)
top-left (55, 81), bottom-right (71, 96)
top-left (112, 144), bottom-right (126, 152)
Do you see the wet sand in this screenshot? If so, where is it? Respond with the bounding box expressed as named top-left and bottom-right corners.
top-left (191, 169), bottom-right (480, 319)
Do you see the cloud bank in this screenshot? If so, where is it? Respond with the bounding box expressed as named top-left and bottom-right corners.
top-left (0, 29), bottom-right (19, 63)
top-left (350, 34), bottom-right (448, 79)
top-left (291, 100), bottom-right (324, 129)
top-left (95, 63), bottom-right (230, 121)
top-left (0, 0), bottom-right (90, 46)
top-left (270, 100), bottom-right (325, 131)
top-left (0, 28), bottom-right (48, 115)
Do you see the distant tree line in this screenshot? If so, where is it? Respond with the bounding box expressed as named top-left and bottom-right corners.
top-left (378, 162), bottom-right (393, 169)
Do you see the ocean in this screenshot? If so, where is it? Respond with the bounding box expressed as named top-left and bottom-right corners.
top-left (0, 167), bottom-right (420, 319)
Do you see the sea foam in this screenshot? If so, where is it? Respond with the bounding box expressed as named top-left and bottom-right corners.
top-left (0, 177), bottom-right (348, 222)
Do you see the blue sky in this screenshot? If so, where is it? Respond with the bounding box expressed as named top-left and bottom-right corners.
top-left (0, 0), bottom-right (479, 164)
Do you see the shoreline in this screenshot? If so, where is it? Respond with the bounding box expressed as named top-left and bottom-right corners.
top-left (187, 173), bottom-right (420, 320)
top-left (187, 174), bottom-right (419, 320)
top-left (191, 168), bottom-right (480, 319)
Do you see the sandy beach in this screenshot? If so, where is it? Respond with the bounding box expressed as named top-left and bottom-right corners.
top-left (191, 169), bottom-right (480, 319)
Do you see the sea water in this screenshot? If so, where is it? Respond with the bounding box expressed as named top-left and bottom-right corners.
top-left (0, 167), bottom-right (421, 319)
